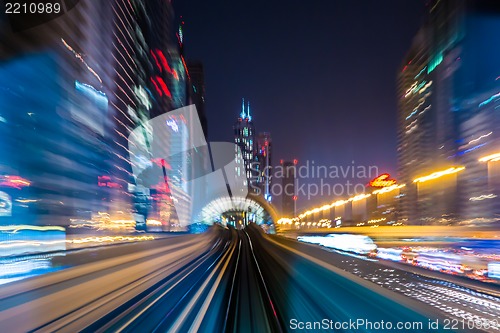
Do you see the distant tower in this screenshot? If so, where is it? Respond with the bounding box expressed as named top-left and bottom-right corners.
top-left (257, 132), bottom-right (272, 201)
top-left (234, 99), bottom-right (259, 192)
top-left (281, 160), bottom-right (297, 217)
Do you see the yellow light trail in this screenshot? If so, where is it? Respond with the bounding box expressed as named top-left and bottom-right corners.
top-left (479, 152), bottom-right (500, 162)
top-left (71, 235), bottom-right (154, 244)
top-left (294, 193), bottom-right (371, 221)
top-left (330, 200), bottom-right (347, 208)
top-left (372, 184), bottom-right (406, 195)
top-left (413, 166), bottom-right (465, 183)
top-left (368, 218), bottom-right (386, 224)
top-left (349, 194), bottom-right (371, 202)
top-left (146, 219), bottom-right (163, 226)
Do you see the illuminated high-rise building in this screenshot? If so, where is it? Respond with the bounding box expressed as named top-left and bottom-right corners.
top-left (0, 1), bottom-right (116, 225)
top-left (112, 0), bottom-right (201, 230)
top-left (398, 0), bottom-right (500, 225)
top-left (234, 99), bottom-right (259, 192)
top-left (109, 0), bottom-right (176, 228)
top-left (397, 27), bottom-right (435, 225)
top-left (0, 0), bottom-right (194, 228)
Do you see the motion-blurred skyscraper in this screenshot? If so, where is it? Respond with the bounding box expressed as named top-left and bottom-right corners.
top-left (104, 0), bottom-right (201, 230)
top-left (398, 0), bottom-right (500, 225)
top-left (0, 0), bottom-right (200, 229)
top-left (0, 1), bottom-right (116, 225)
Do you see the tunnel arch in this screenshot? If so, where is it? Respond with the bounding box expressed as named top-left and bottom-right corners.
top-left (194, 194), bottom-right (279, 227)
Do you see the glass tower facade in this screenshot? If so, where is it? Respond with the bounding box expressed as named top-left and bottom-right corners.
top-left (398, 0), bottom-right (500, 225)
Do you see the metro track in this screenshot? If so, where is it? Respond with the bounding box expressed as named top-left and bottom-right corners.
top-left (223, 230), bottom-right (283, 333)
top-left (84, 228), bottom-right (236, 333)
top-left (1, 224), bottom-right (494, 333)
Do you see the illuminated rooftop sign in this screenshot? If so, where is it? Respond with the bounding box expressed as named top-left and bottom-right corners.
top-left (369, 174), bottom-right (397, 188)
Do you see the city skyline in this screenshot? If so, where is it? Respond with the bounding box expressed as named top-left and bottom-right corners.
top-left (1, 1), bottom-right (500, 331)
top-left (174, 0), bottom-right (426, 172)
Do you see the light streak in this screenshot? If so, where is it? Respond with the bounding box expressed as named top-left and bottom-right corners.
top-left (413, 167), bottom-right (465, 183)
top-left (479, 92), bottom-right (500, 108)
top-left (479, 152), bottom-right (500, 162)
top-left (0, 225), bottom-right (65, 232)
top-left (372, 184), bottom-right (405, 195)
top-left (368, 218), bottom-right (386, 224)
top-left (61, 38), bottom-right (102, 84)
top-left (414, 66), bottom-right (427, 79)
top-left (468, 132), bottom-right (492, 145)
top-left (469, 194), bottom-right (497, 201)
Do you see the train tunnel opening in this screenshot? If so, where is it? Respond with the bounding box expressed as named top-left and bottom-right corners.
top-left (194, 196), bottom-right (278, 232)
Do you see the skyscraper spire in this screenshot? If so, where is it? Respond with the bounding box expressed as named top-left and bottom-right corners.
top-left (240, 98), bottom-right (246, 119)
top-left (247, 100), bottom-right (252, 121)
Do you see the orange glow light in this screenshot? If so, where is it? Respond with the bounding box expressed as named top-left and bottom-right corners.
top-left (369, 174), bottom-right (397, 188)
top-left (413, 167), bottom-right (465, 183)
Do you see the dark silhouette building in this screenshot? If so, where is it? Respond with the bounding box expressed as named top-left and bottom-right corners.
top-left (281, 160), bottom-right (297, 217)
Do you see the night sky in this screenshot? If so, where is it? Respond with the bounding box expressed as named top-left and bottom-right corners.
top-left (174, 0), bottom-right (427, 209)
